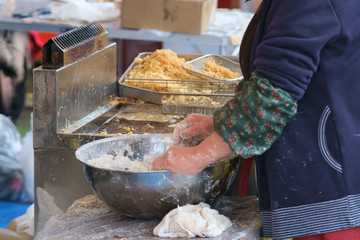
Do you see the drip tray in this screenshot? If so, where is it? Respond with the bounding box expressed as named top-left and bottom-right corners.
top-left (73, 102), bottom-right (185, 135)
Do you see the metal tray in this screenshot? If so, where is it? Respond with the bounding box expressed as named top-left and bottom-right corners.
top-left (118, 52), bottom-right (238, 111)
top-left (182, 54), bottom-right (243, 82)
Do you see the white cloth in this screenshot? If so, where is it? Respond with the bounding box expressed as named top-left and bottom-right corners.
top-left (153, 202), bottom-right (232, 238)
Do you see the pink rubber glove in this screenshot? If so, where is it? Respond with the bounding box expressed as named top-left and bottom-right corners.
top-left (152, 132), bottom-right (233, 175)
top-left (172, 113), bottom-right (214, 147)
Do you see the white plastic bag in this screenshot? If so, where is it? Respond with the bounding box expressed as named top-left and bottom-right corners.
top-left (0, 114), bottom-right (22, 173)
top-left (49, 0), bottom-right (120, 22)
top-left (14, 204), bottom-right (34, 237)
top-left (19, 113), bottom-right (34, 202)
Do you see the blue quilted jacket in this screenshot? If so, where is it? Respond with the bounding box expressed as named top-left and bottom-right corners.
top-left (249, 0), bottom-right (360, 239)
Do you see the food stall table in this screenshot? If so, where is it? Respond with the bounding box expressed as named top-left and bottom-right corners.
top-left (35, 193), bottom-right (261, 240)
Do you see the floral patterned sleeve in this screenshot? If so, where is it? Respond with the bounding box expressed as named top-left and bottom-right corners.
top-left (214, 73), bottom-right (298, 158)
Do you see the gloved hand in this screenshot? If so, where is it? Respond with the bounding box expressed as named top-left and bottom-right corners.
top-left (152, 132), bottom-right (233, 175)
top-left (172, 113), bottom-right (214, 147)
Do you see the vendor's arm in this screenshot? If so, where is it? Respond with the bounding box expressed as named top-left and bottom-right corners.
top-left (214, 73), bottom-right (297, 158)
top-left (152, 75), bottom-right (297, 174)
top-left (172, 113), bottom-right (214, 147)
top-left (152, 132), bottom-right (232, 175)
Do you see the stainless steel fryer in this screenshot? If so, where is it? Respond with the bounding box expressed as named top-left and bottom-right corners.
top-left (33, 21), bottom-right (118, 232)
top-left (33, 22), bottom-right (189, 232)
top-left (33, 22), bottom-right (246, 234)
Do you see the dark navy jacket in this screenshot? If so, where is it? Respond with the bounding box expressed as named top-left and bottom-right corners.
top-left (250, 0), bottom-right (360, 239)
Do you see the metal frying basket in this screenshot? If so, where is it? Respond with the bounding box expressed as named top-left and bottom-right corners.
top-left (182, 54), bottom-right (243, 82)
top-left (119, 52), bottom-right (239, 108)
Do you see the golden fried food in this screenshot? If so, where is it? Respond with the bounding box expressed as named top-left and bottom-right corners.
top-left (124, 49), bottom-right (238, 106)
top-left (199, 57), bottom-right (241, 79)
top-left (128, 49), bottom-right (203, 80)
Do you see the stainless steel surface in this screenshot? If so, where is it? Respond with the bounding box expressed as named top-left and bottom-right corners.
top-left (33, 43), bottom-right (117, 149)
top-left (33, 22), bottom-right (118, 234)
top-left (182, 54), bottom-right (243, 81)
top-left (73, 102), bottom-right (184, 135)
top-left (118, 52), bottom-right (238, 108)
top-left (56, 43), bottom-right (117, 132)
top-left (75, 134), bottom-right (241, 219)
top-left (34, 149), bottom-right (93, 211)
top-left (42, 21), bottom-right (108, 69)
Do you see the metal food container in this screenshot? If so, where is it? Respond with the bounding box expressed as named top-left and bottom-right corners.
top-left (182, 54), bottom-right (243, 82)
top-left (118, 52), bottom-right (239, 112)
top-left (75, 134), bottom-right (241, 219)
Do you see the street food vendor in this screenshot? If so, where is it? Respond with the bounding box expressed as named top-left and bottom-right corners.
top-left (153, 0), bottom-right (360, 239)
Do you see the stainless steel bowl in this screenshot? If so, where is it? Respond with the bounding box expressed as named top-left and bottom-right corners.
top-left (75, 134), bottom-right (240, 219)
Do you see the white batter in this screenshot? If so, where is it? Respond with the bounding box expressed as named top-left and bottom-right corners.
top-left (153, 202), bottom-right (232, 238)
top-left (87, 154), bottom-right (151, 172)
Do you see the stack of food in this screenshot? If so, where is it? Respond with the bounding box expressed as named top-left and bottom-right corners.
top-left (128, 49), bottom-right (202, 81)
top-left (122, 49), bottom-right (240, 107)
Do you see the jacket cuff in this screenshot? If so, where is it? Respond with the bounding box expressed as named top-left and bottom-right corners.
top-left (214, 73), bottom-right (298, 158)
